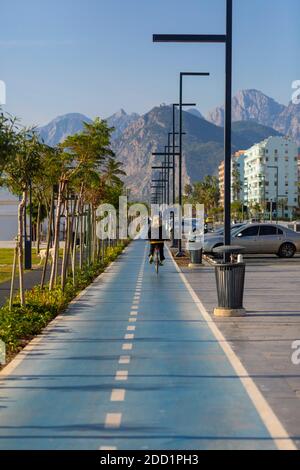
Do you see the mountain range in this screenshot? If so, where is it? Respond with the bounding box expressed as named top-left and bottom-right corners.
top-left (207, 89), bottom-right (300, 145)
top-left (37, 89), bottom-right (300, 198)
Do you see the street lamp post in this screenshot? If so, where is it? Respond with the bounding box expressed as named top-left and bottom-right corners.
top-left (177, 73), bottom-right (210, 256)
top-left (171, 104), bottom-right (194, 249)
top-left (153, 0), bottom-right (233, 261)
top-left (24, 181), bottom-right (33, 270)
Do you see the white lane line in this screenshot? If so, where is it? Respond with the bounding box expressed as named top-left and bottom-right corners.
top-left (131, 306), bottom-right (138, 310)
top-left (105, 413), bottom-right (122, 429)
top-left (99, 446), bottom-right (117, 450)
top-left (125, 334), bottom-right (134, 340)
top-left (119, 356), bottom-right (131, 365)
top-left (167, 245), bottom-right (297, 452)
top-left (130, 311), bottom-right (138, 316)
top-left (129, 318), bottom-right (137, 323)
top-left (127, 326), bottom-right (136, 332)
top-left (110, 389), bottom-right (126, 402)
top-left (122, 343), bottom-right (133, 351)
top-left (115, 370), bottom-right (128, 381)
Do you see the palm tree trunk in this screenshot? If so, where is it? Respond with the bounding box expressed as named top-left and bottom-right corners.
top-left (79, 205), bottom-right (84, 270)
top-left (92, 207), bottom-right (97, 263)
top-left (36, 202), bottom-right (41, 255)
top-left (18, 191), bottom-right (26, 306)
top-left (49, 180), bottom-right (65, 291)
top-left (61, 197), bottom-right (70, 291)
top-left (72, 198), bottom-right (79, 285)
top-left (9, 244), bottom-right (18, 310)
top-left (41, 189), bottom-right (54, 289)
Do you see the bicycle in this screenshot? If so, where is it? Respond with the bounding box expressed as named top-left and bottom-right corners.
top-left (153, 244), bottom-right (161, 275)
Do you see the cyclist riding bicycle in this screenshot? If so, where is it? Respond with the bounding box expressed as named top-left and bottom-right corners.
top-left (148, 215), bottom-right (166, 266)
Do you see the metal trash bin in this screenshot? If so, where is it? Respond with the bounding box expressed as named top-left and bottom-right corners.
top-left (190, 247), bottom-right (203, 265)
top-left (213, 245), bottom-right (246, 317)
top-left (187, 240), bottom-right (203, 267)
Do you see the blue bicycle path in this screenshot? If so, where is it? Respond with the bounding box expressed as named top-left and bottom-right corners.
top-left (0, 241), bottom-right (277, 450)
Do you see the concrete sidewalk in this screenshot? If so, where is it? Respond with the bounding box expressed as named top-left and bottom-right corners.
top-left (182, 256), bottom-right (300, 449)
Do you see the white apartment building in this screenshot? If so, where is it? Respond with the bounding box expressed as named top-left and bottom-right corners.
top-left (0, 188), bottom-right (18, 241)
top-left (244, 136), bottom-right (298, 219)
top-left (219, 151), bottom-right (246, 206)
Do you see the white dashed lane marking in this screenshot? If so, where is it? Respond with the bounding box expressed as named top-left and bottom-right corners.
top-left (105, 413), bottom-right (122, 429)
top-left (129, 318), bottom-right (137, 323)
top-left (130, 311), bottom-right (138, 316)
top-left (119, 356), bottom-right (131, 365)
top-left (127, 326), bottom-right (136, 332)
top-left (125, 334), bottom-right (134, 340)
top-left (100, 248), bottom-right (146, 450)
top-left (110, 389), bottom-right (126, 402)
top-left (115, 371), bottom-right (128, 381)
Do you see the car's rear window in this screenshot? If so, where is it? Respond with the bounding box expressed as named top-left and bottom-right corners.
top-left (239, 226), bottom-right (260, 237)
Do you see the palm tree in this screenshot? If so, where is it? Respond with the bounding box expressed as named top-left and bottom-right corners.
top-left (2, 129), bottom-right (42, 305)
top-left (232, 167), bottom-right (242, 201)
top-left (103, 158), bottom-right (126, 187)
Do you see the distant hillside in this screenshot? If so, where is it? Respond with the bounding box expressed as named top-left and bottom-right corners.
top-left (36, 100), bottom-right (287, 199)
top-left (112, 105), bottom-right (282, 198)
top-left (106, 109), bottom-right (140, 140)
top-left (231, 121), bottom-right (282, 149)
top-left (37, 110), bottom-right (140, 146)
top-left (207, 89), bottom-right (300, 145)
top-left (38, 113), bottom-right (92, 147)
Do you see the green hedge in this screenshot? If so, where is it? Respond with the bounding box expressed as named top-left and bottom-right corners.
top-left (0, 243), bottom-right (128, 356)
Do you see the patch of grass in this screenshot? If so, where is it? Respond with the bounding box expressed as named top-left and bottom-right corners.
top-left (0, 242), bottom-right (128, 361)
top-left (0, 248), bottom-right (61, 285)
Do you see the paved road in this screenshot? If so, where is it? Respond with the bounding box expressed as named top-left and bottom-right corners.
top-left (0, 241), bottom-right (295, 450)
top-left (185, 254), bottom-right (300, 449)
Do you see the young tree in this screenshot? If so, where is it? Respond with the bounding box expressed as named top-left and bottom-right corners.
top-left (52, 118), bottom-right (115, 291)
top-left (2, 129), bottom-right (42, 305)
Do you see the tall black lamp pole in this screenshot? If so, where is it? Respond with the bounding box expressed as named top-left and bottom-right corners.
top-left (153, 0), bottom-right (233, 260)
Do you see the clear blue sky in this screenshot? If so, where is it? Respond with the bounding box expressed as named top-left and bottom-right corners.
top-left (1, 0), bottom-right (299, 126)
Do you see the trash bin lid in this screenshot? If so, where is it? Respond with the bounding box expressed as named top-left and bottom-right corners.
top-left (213, 245), bottom-right (245, 255)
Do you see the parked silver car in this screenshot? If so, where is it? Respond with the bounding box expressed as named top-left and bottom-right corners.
top-left (206, 223), bottom-right (246, 238)
top-left (204, 223), bottom-right (300, 258)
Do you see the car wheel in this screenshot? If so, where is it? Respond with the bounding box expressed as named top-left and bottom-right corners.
top-left (278, 243), bottom-right (296, 259)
